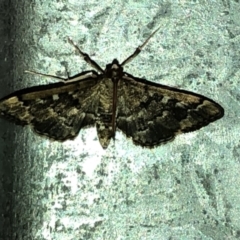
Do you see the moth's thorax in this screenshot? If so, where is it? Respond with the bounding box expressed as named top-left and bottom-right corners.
top-left (104, 59), bottom-right (123, 80)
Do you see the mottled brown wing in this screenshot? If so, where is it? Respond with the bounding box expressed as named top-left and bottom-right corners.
top-left (117, 74), bottom-right (224, 147)
top-left (0, 77), bottom-right (100, 141)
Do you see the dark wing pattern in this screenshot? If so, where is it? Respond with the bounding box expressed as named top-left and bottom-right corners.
top-left (0, 77), bottom-right (100, 141)
top-left (117, 74), bottom-right (224, 147)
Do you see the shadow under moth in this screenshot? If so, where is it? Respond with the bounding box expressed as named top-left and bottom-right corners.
top-left (0, 28), bottom-right (224, 149)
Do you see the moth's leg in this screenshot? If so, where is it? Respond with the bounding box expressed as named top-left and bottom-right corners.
top-left (121, 27), bottom-right (160, 67)
top-left (25, 70), bottom-right (69, 81)
top-left (25, 69), bottom-right (98, 83)
top-left (68, 38), bottom-right (104, 74)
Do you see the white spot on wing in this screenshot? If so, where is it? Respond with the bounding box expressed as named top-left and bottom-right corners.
top-left (52, 94), bottom-right (59, 100)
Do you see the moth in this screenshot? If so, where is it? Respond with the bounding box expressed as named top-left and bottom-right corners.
top-left (0, 28), bottom-right (224, 149)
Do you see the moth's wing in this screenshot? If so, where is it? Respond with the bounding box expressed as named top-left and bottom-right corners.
top-left (0, 77), bottom-right (100, 141)
top-left (117, 74), bottom-right (224, 147)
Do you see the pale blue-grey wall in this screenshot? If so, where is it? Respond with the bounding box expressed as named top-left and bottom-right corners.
top-left (0, 0), bottom-right (239, 239)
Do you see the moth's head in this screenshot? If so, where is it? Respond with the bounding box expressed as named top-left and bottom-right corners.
top-left (105, 59), bottom-right (123, 79)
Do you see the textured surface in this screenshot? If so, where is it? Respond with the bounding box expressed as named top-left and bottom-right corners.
top-left (0, 0), bottom-right (239, 240)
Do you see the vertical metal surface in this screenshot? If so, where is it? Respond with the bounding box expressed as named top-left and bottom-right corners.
top-left (0, 0), bottom-right (15, 239)
top-left (0, 0), bottom-right (238, 239)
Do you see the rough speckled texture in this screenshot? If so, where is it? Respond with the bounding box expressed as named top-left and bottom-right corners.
top-left (0, 0), bottom-right (239, 239)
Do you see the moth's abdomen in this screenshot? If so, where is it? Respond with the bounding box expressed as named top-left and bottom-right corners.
top-left (96, 113), bottom-right (114, 149)
top-left (96, 79), bottom-right (115, 149)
